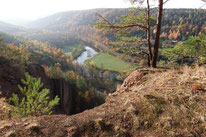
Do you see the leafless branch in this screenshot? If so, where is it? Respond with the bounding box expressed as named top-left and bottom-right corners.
top-left (105, 24), bottom-right (148, 30)
top-left (163, 0), bottom-right (170, 4)
top-left (95, 13), bottom-right (148, 30)
top-left (95, 13), bottom-right (113, 26)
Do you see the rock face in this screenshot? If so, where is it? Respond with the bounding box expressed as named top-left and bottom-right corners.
top-left (51, 79), bottom-right (75, 115)
top-left (0, 63), bottom-right (75, 115)
top-left (27, 64), bottom-right (76, 115)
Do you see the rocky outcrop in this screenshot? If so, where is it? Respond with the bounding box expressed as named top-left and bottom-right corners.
top-left (116, 69), bottom-right (151, 93)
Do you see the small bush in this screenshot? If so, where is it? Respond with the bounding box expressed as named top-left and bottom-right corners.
top-left (9, 73), bottom-right (60, 117)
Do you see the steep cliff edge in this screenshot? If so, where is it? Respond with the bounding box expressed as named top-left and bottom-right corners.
top-left (51, 79), bottom-right (76, 115)
top-left (1, 66), bottom-right (206, 137)
top-left (27, 64), bottom-right (76, 115)
top-left (0, 62), bottom-right (75, 115)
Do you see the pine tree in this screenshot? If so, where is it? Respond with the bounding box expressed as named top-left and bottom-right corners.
top-left (9, 73), bottom-right (60, 117)
top-left (162, 35), bottom-right (206, 65)
top-left (95, 0), bottom-right (166, 67)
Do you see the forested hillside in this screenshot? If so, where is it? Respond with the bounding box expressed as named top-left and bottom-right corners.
top-left (24, 8), bottom-right (206, 40)
top-left (1, 9), bottom-right (205, 48)
top-left (0, 21), bottom-right (28, 33)
top-left (0, 8), bottom-right (205, 71)
top-left (26, 9), bottom-right (129, 30)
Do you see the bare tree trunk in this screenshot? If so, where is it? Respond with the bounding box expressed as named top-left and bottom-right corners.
top-left (146, 0), bottom-right (153, 67)
top-left (152, 0), bottom-right (163, 68)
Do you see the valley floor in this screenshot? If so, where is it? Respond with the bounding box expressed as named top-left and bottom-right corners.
top-left (86, 53), bottom-right (137, 73)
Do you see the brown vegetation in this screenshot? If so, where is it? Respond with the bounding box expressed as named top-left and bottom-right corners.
top-left (0, 92), bottom-right (10, 120)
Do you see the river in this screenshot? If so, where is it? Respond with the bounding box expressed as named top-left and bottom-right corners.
top-left (76, 46), bottom-right (119, 80)
top-left (76, 46), bottom-right (97, 65)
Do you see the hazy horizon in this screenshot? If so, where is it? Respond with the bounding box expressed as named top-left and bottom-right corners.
top-left (0, 0), bottom-right (205, 25)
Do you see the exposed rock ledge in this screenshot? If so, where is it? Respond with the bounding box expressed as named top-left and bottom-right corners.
top-left (1, 67), bottom-right (206, 137)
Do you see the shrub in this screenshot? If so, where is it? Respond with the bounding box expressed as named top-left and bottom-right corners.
top-left (9, 73), bottom-right (60, 117)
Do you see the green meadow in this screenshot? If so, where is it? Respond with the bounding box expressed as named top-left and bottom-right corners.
top-left (86, 53), bottom-right (137, 72)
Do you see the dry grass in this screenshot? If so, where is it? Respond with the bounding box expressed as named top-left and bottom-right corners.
top-left (136, 65), bottom-right (206, 92)
top-left (0, 91), bottom-right (11, 120)
top-left (129, 66), bottom-right (206, 136)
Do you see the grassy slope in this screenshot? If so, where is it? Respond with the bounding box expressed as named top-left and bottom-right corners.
top-left (86, 53), bottom-right (137, 72)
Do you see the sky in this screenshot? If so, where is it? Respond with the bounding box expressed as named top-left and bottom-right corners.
top-left (0, 0), bottom-right (205, 22)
